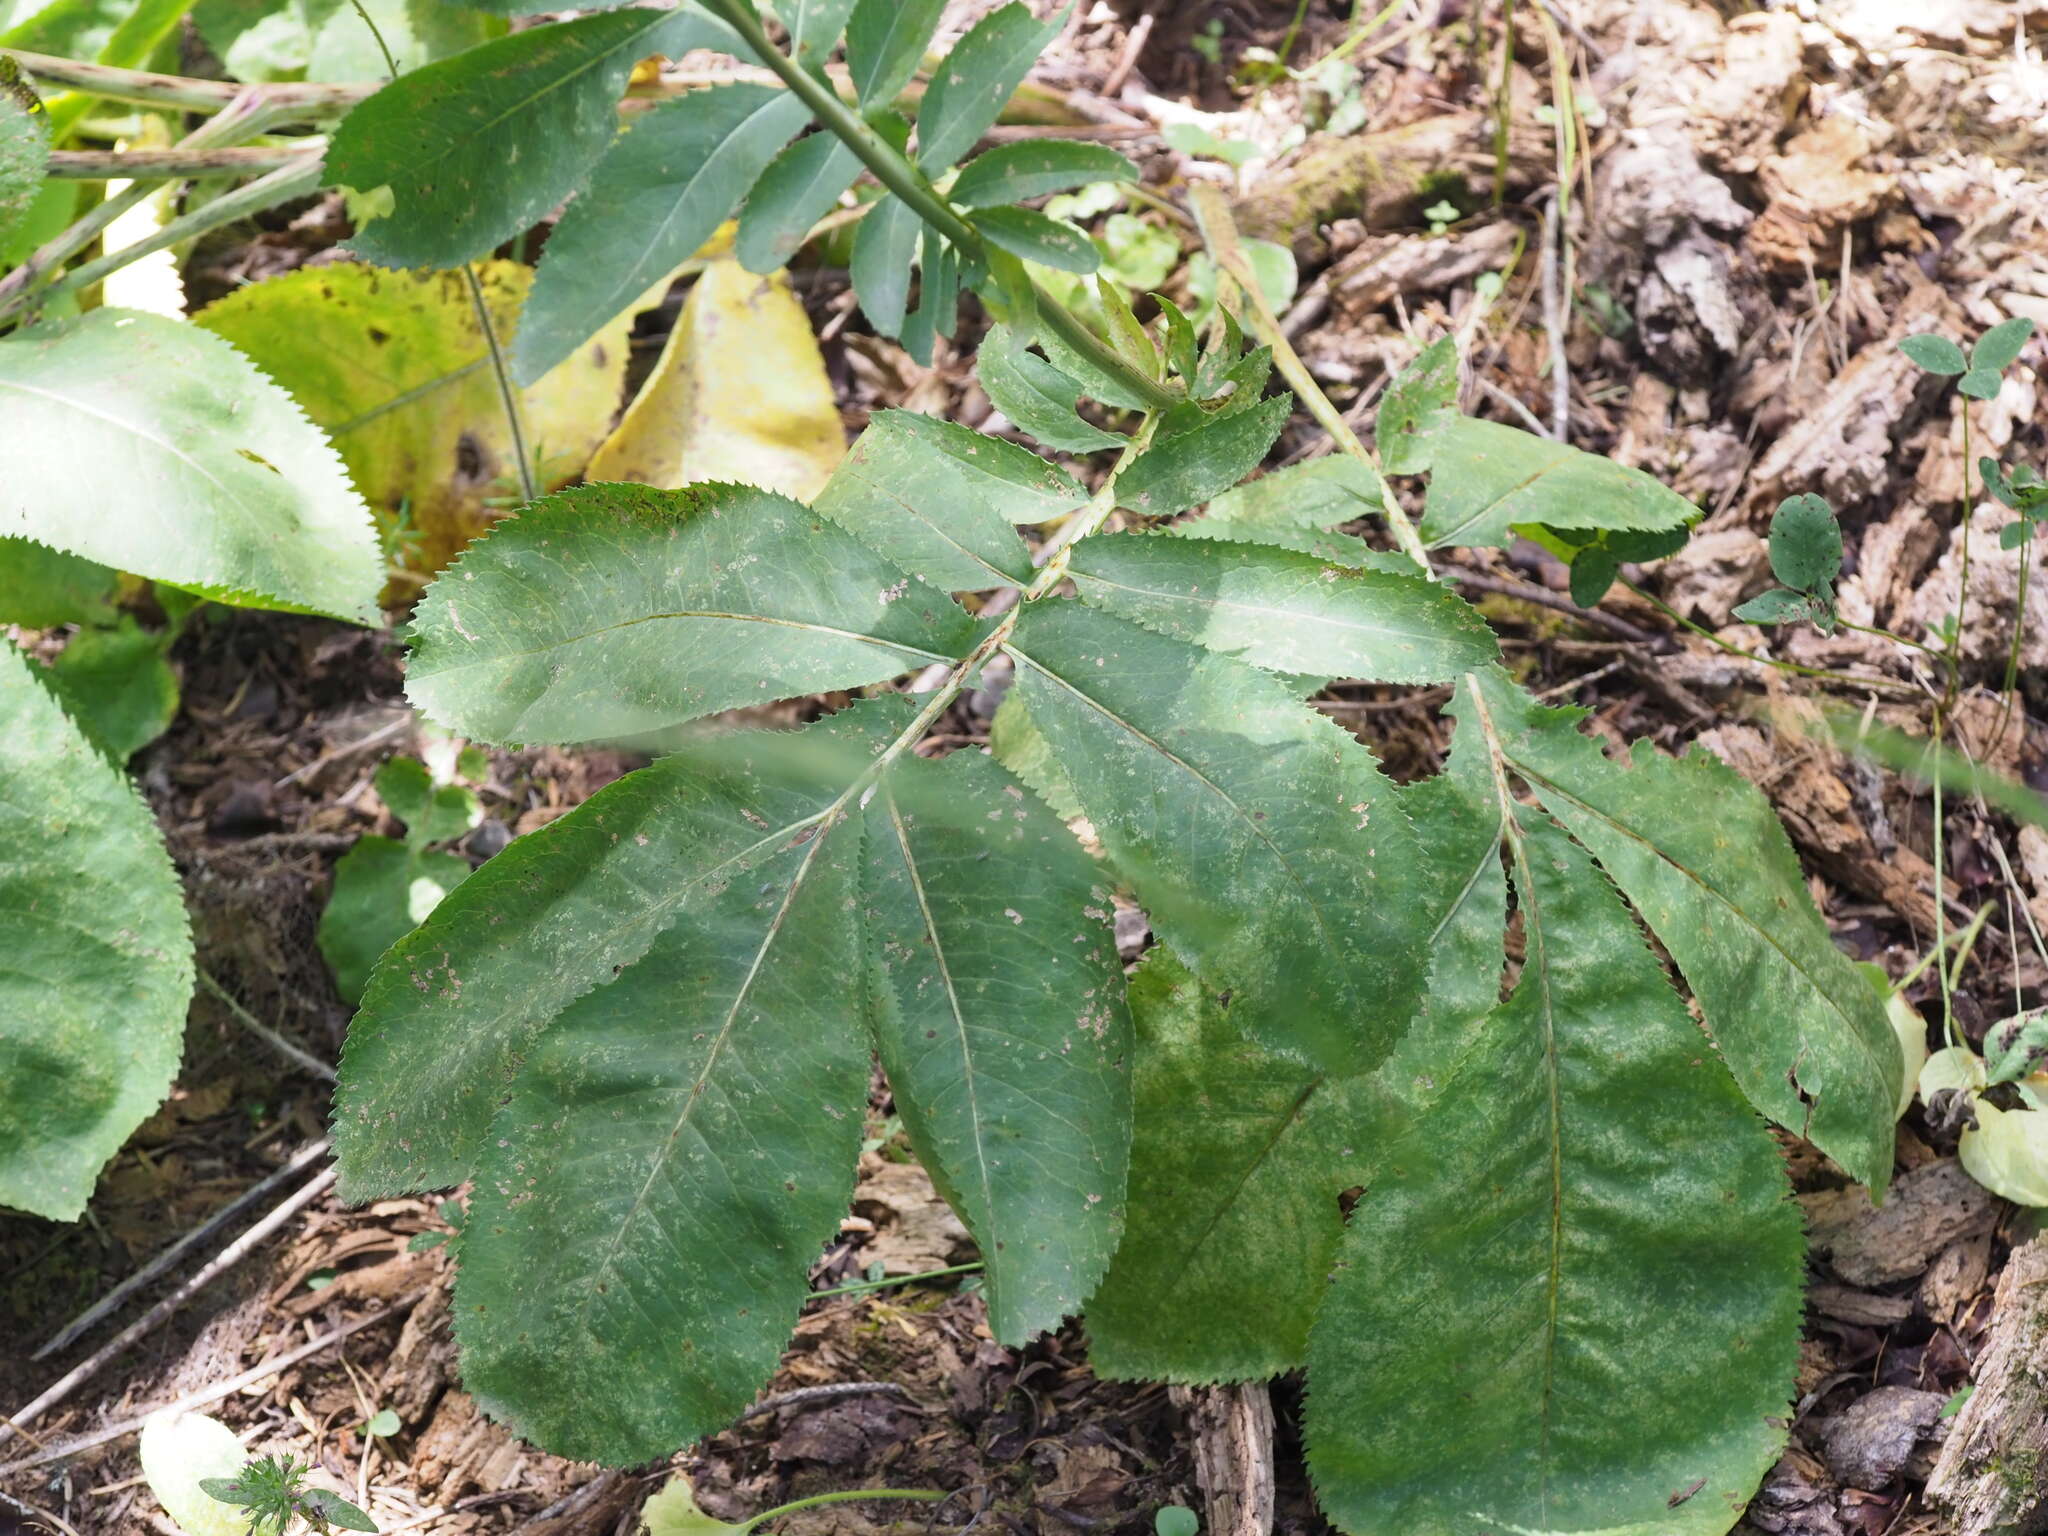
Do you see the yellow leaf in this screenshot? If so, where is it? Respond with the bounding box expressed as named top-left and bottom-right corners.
top-left (1962, 1100), bottom-right (2048, 1206)
top-left (139, 1411), bottom-right (249, 1536)
top-left (195, 261), bottom-right (636, 584)
top-left (640, 1472), bottom-right (749, 1536)
top-left (587, 257), bottom-right (843, 500)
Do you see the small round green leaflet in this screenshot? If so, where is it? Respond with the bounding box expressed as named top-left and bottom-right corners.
top-left (1765, 492), bottom-right (1842, 593)
top-left (1155, 1506), bottom-right (1200, 1536)
top-left (1898, 332), bottom-right (1966, 375)
top-left (1971, 316), bottom-right (2035, 374)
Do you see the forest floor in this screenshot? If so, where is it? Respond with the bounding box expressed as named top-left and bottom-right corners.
top-left (5, 0), bottom-right (2048, 1533)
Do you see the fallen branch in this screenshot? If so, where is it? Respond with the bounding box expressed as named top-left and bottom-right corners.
top-left (0, 1291), bottom-right (423, 1477)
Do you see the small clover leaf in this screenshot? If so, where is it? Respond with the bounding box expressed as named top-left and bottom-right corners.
top-left (1899, 333), bottom-right (1966, 375)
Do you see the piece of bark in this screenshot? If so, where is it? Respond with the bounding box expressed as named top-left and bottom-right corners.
top-left (1818, 1386), bottom-right (1948, 1490)
top-left (1921, 1232), bottom-right (1995, 1327)
top-left (1170, 1383), bottom-right (1275, 1536)
top-left (1802, 1159), bottom-right (1999, 1287)
top-left (1747, 265), bottom-right (1959, 511)
top-left (1809, 1284), bottom-right (1914, 1327)
top-left (1927, 1231), bottom-right (2048, 1535)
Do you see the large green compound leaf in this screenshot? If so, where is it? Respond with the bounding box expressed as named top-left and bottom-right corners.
top-left (326, 8), bottom-right (725, 270)
top-left (1305, 813), bottom-right (1802, 1536)
top-left (403, 482), bottom-right (975, 747)
top-left (864, 747), bottom-right (1130, 1342)
top-left (0, 641), bottom-right (192, 1221)
top-left (340, 701), bottom-right (1136, 1462)
top-left (1003, 600), bottom-right (1429, 1076)
top-left (1420, 416), bottom-right (1699, 551)
top-left (1085, 707), bottom-right (1507, 1382)
top-left (1467, 668), bottom-right (1901, 1193)
top-left (332, 708), bottom-right (893, 1198)
top-left (1065, 533), bottom-right (1497, 684)
top-left (0, 310), bottom-right (382, 624)
top-left (455, 773), bottom-right (871, 1465)
top-left (813, 409), bottom-right (1083, 591)
top-left (512, 84), bottom-right (810, 384)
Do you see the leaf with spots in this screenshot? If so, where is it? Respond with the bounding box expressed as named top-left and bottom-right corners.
top-left (813, 408), bottom-right (1083, 591)
top-left (862, 745), bottom-right (1130, 1342)
top-left (337, 699), bottom-right (1135, 1462)
top-left (1065, 532), bottom-right (1497, 683)
top-left (1466, 666), bottom-right (1901, 1192)
top-left (1306, 811), bottom-right (1802, 1536)
top-left (403, 481), bottom-right (975, 747)
top-left (0, 638), bottom-right (193, 1221)
top-left (325, 8), bottom-right (735, 270)
top-left (1002, 600), bottom-right (1432, 1076)
top-left (1114, 394), bottom-right (1292, 517)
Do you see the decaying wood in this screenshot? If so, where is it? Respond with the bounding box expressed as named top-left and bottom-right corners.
top-left (1230, 111), bottom-right (1543, 260)
top-left (1170, 1383), bottom-right (1276, 1536)
top-left (1926, 1228), bottom-right (2048, 1536)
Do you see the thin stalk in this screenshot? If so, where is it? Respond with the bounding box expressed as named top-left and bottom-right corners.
top-left (345, 0), bottom-right (400, 76)
top-left (17, 154), bottom-right (323, 317)
top-left (811, 1262), bottom-right (984, 1299)
top-left (1186, 183), bottom-right (1432, 574)
top-left (45, 144), bottom-right (319, 179)
top-left (461, 265), bottom-right (538, 506)
top-left (1028, 415), bottom-right (1159, 591)
top-left (1491, 0), bottom-right (1515, 205)
top-left (1620, 580), bottom-right (1920, 694)
top-left (697, 0), bottom-right (1178, 414)
top-left (1931, 713), bottom-right (1955, 1046)
top-left (4, 48), bottom-right (370, 117)
top-left (1831, 615), bottom-right (1944, 659)
top-left (0, 92), bottom-right (279, 314)
top-left (743, 1489), bottom-right (948, 1530)
top-left (1947, 407), bottom-right (1973, 708)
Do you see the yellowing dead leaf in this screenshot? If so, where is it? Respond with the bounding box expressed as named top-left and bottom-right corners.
top-left (195, 261), bottom-right (635, 584)
top-left (587, 257), bottom-right (843, 499)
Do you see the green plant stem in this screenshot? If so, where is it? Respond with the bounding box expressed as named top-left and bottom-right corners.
top-left (697, 0), bottom-right (1178, 415)
top-left (1931, 711), bottom-right (1955, 1045)
top-left (461, 265), bottom-right (538, 506)
top-left (811, 1262), bottom-right (984, 1299)
top-left (1831, 615), bottom-right (1944, 659)
top-left (44, 144), bottom-right (320, 179)
top-left (1952, 408), bottom-right (1973, 705)
top-left (9, 154), bottom-right (324, 320)
top-left (345, 0), bottom-right (400, 76)
top-left (1619, 580), bottom-right (1920, 694)
top-left (4, 47), bottom-right (370, 117)
top-left (742, 1488), bottom-right (948, 1532)
top-left (1185, 183), bottom-right (1431, 575)
top-left (1029, 415), bottom-right (1159, 591)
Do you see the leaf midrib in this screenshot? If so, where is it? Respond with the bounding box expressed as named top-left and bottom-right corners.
top-left (426, 608), bottom-right (957, 673)
top-left (1070, 568), bottom-right (1472, 652)
top-left (580, 807), bottom-right (847, 1321)
top-left (1507, 758), bottom-right (1892, 1098)
top-left (1004, 642), bottom-right (1367, 1021)
top-left (879, 788), bottom-right (1003, 1298)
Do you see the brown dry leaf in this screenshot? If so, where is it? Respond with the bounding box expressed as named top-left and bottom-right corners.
top-left (1750, 117), bottom-right (1897, 272)
top-left (850, 1158), bottom-right (974, 1275)
top-left (586, 257), bottom-right (844, 498)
